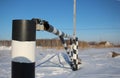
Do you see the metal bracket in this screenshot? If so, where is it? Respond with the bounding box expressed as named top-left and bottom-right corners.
top-left (36, 24), bottom-right (44, 31)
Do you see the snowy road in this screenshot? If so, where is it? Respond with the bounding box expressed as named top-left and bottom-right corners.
top-left (0, 46), bottom-right (120, 78)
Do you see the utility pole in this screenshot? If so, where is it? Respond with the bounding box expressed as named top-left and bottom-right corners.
top-left (73, 0), bottom-right (76, 38)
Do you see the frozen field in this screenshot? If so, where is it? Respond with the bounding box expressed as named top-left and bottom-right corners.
top-left (0, 46), bottom-right (120, 78)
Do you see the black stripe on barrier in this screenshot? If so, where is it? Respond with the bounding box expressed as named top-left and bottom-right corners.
top-left (59, 36), bottom-right (65, 44)
top-left (55, 30), bottom-right (59, 36)
top-left (12, 61), bottom-right (35, 78)
top-left (12, 20), bottom-right (36, 41)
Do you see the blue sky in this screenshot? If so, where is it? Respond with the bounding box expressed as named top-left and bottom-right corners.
top-left (0, 0), bottom-right (120, 44)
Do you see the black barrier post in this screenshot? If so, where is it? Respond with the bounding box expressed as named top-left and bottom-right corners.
top-left (12, 20), bottom-right (36, 78)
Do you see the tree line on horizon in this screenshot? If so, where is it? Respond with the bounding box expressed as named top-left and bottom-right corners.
top-left (0, 39), bottom-right (119, 48)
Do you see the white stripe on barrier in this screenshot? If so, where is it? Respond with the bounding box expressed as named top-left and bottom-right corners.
top-left (12, 40), bottom-right (36, 63)
top-left (53, 28), bottom-right (57, 34)
top-left (76, 59), bottom-right (79, 64)
top-left (73, 54), bottom-right (77, 59)
top-left (58, 30), bottom-right (62, 36)
top-left (73, 44), bottom-right (77, 50)
top-left (63, 43), bottom-right (67, 47)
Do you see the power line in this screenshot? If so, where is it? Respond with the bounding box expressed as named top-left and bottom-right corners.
top-left (60, 28), bottom-right (120, 30)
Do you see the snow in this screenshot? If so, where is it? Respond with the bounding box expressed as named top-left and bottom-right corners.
top-left (0, 46), bottom-right (120, 78)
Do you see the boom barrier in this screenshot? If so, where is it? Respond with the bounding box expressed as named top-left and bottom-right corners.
top-left (32, 18), bottom-right (71, 38)
top-left (11, 18), bottom-right (81, 78)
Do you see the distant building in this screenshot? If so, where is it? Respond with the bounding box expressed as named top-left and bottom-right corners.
top-left (98, 41), bottom-right (113, 47)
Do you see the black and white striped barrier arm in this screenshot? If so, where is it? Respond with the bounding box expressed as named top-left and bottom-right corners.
top-left (44, 21), bottom-right (71, 38)
top-left (32, 18), bottom-right (81, 71)
top-left (32, 18), bottom-right (71, 38)
top-left (70, 38), bottom-right (73, 62)
top-left (12, 20), bottom-right (36, 78)
top-left (71, 37), bottom-right (81, 71)
top-left (59, 36), bottom-right (71, 58)
top-left (75, 37), bottom-right (81, 69)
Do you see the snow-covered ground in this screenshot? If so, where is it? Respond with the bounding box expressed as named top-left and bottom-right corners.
top-left (0, 46), bottom-right (120, 78)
